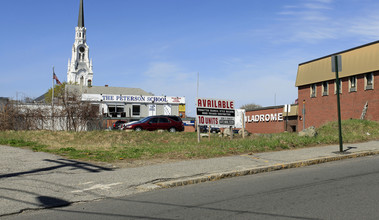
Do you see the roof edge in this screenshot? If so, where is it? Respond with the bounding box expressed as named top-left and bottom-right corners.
top-left (298, 40), bottom-right (379, 66)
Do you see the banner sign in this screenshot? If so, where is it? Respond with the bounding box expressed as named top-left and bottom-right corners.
top-left (82, 94), bottom-right (185, 104)
top-left (196, 98), bottom-right (235, 127)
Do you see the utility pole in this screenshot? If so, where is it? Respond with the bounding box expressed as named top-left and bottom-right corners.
top-left (52, 66), bottom-right (55, 131)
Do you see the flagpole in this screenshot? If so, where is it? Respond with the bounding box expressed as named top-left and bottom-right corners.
top-left (52, 66), bottom-right (55, 131)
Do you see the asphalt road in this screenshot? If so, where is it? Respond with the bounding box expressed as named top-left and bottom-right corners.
top-left (5, 155), bottom-right (379, 220)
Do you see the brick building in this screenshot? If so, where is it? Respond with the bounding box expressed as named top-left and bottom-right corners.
top-left (245, 105), bottom-right (298, 134)
top-left (296, 41), bottom-right (379, 130)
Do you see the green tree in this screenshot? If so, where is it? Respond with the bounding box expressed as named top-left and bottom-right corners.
top-left (240, 103), bottom-right (262, 111)
top-left (44, 82), bottom-right (67, 104)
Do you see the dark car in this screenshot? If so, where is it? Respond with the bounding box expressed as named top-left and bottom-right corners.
top-left (123, 115), bottom-right (184, 132)
top-left (112, 120), bottom-right (127, 130)
top-left (197, 125), bottom-right (221, 133)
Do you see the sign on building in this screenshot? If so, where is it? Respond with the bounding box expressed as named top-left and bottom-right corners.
top-left (234, 109), bottom-right (246, 128)
top-left (196, 98), bottom-right (235, 127)
top-left (148, 104), bottom-right (156, 116)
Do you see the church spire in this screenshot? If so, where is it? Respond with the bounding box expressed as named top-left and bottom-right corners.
top-left (68, 0), bottom-right (93, 86)
top-left (78, 0), bottom-right (84, 27)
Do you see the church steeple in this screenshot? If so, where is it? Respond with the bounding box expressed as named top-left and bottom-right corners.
top-left (78, 0), bottom-right (84, 28)
top-left (67, 0), bottom-right (93, 87)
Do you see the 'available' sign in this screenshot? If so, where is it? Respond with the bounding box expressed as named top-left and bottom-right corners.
top-left (196, 98), bottom-right (235, 127)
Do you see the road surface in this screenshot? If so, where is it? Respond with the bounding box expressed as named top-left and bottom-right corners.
top-left (5, 154), bottom-right (379, 219)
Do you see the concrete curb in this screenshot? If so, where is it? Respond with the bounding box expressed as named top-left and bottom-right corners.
top-left (156, 150), bottom-right (379, 188)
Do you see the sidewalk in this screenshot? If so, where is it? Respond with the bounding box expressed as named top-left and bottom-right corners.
top-left (1, 140), bottom-right (379, 216)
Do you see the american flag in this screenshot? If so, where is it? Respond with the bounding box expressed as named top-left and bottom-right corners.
top-left (53, 73), bottom-right (62, 85)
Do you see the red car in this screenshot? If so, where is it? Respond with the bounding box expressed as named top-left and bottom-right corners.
top-left (123, 115), bottom-right (184, 132)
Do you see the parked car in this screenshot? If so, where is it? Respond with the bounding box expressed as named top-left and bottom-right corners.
top-left (120, 120), bottom-right (139, 130)
top-left (196, 125), bottom-right (221, 133)
top-left (112, 120), bottom-right (127, 130)
top-left (123, 115), bottom-right (184, 132)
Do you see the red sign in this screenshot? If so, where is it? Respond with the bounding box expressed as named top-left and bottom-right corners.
top-left (197, 98), bottom-right (234, 109)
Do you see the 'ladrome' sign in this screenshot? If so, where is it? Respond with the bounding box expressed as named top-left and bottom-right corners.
top-left (196, 98), bottom-right (235, 127)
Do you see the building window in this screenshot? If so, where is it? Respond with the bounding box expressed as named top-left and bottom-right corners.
top-left (132, 105), bottom-right (140, 116)
top-left (322, 81), bottom-right (328, 96)
top-left (108, 105), bottom-right (125, 118)
top-left (349, 76), bottom-right (357, 92)
top-left (365, 72), bottom-right (374, 90)
top-left (310, 84), bottom-right (316, 98)
top-left (334, 79), bottom-right (342, 94)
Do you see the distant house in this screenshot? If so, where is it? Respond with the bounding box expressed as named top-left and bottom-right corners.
top-left (295, 41), bottom-right (379, 130)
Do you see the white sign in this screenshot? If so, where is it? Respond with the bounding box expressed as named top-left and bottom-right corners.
top-left (234, 109), bottom-right (246, 128)
top-left (82, 94), bottom-right (185, 104)
top-left (164, 104), bottom-right (172, 115)
top-left (246, 113), bottom-right (283, 123)
top-left (148, 104), bottom-right (156, 116)
top-left (196, 98), bottom-right (235, 127)
top-left (284, 104), bottom-right (291, 113)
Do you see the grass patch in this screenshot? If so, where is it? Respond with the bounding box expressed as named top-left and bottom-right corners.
top-left (0, 119), bottom-right (378, 163)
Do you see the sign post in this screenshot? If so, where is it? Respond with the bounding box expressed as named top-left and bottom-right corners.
top-left (242, 113), bottom-right (245, 139)
top-left (332, 55), bottom-right (343, 152)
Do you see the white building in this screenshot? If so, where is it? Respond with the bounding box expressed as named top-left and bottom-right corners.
top-left (66, 85), bottom-right (186, 121)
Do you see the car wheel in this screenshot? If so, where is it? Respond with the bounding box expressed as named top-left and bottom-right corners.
top-left (169, 127), bottom-right (176, 133)
top-left (134, 127), bottom-right (142, 131)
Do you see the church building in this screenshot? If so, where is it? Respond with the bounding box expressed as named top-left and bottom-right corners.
top-left (67, 0), bottom-right (93, 87)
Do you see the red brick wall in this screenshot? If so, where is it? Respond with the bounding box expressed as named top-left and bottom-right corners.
top-left (297, 72), bottom-right (379, 130)
top-left (245, 107), bottom-right (285, 134)
top-left (184, 126), bottom-right (195, 132)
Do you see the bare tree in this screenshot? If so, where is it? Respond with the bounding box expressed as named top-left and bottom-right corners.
top-left (59, 89), bottom-right (102, 131)
top-left (0, 100), bottom-right (48, 130)
top-left (240, 103), bottom-right (262, 111)
top-left (0, 88), bottom-right (102, 131)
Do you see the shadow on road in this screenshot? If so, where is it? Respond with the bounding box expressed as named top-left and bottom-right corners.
top-left (37, 196), bottom-right (71, 208)
top-left (0, 158), bottom-right (113, 179)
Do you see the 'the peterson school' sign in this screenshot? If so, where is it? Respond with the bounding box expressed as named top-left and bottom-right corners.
top-left (82, 94), bottom-right (185, 104)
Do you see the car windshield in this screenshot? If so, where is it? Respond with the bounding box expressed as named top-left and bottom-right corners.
top-left (138, 117), bottom-right (151, 123)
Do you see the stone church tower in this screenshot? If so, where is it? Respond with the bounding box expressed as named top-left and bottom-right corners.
top-left (67, 0), bottom-right (93, 87)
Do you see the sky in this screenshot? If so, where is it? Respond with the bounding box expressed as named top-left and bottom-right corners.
top-left (1, 0), bottom-right (379, 116)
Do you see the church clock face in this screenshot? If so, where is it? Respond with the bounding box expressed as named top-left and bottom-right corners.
top-left (79, 46), bottom-right (85, 53)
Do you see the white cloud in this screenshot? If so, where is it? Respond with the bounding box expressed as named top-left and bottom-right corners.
top-left (273, 0), bottom-right (336, 43)
top-left (143, 62), bottom-right (190, 80)
top-left (303, 3), bottom-right (332, 10)
top-left (348, 15), bottom-right (379, 40)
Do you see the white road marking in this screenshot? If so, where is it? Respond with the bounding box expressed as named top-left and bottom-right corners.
top-left (72, 182), bottom-right (122, 193)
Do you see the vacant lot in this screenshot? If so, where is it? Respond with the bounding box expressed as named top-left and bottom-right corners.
top-left (0, 119), bottom-right (378, 167)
